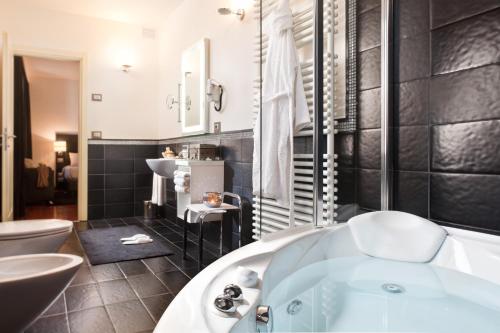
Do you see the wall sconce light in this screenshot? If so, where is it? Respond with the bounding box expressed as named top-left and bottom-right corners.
top-left (121, 64), bottom-right (132, 73)
top-left (217, 8), bottom-right (245, 21)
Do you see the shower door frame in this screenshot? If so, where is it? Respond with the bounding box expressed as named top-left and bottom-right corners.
top-left (380, 0), bottom-right (394, 210)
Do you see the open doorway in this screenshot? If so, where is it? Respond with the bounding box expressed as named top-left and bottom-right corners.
top-left (13, 56), bottom-right (79, 221)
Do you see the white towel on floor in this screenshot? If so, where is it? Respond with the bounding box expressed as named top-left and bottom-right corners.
top-left (175, 185), bottom-right (189, 193)
top-left (152, 173), bottom-right (167, 206)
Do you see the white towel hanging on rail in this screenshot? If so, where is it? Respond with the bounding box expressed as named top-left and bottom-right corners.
top-left (253, 0), bottom-right (311, 209)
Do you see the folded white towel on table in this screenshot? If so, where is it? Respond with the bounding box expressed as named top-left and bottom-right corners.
top-left (175, 185), bottom-right (189, 193)
top-left (152, 173), bottom-right (167, 206)
top-left (174, 176), bottom-right (190, 186)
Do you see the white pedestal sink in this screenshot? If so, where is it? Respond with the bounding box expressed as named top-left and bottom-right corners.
top-left (146, 158), bottom-right (180, 178)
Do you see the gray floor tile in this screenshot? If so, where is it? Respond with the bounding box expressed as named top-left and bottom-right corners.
top-left (98, 279), bottom-right (137, 305)
top-left (91, 263), bottom-right (124, 282)
top-left (118, 260), bottom-right (149, 277)
top-left (156, 271), bottom-right (190, 294)
top-left (127, 273), bottom-right (169, 298)
top-left (107, 300), bottom-right (155, 333)
top-left (42, 293), bottom-right (66, 317)
top-left (68, 307), bottom-right (114, 333)
top-left (142, 257), bottom-right (177, 273)
top-left (25, 314), bottom-right (69, 333)
top-left (142, 294), bottom-right (174, 322)
top-left (70, 265), bottom-right (96, 286)
top-left (65, 284), bottom-right (103, 312)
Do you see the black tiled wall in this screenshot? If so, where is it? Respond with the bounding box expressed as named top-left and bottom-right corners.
top-left (336, 0), bottom-right (500, 234)
top-left (88, 144), bottom-right (157, 220)
top-left (335, 0), bottom-right (382, 220)
top-left (88, 131), bottom-right (255, 249)
top-left (394, 0), bottom-right (500, 234)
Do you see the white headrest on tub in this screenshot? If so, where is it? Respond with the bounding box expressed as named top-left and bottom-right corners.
top-left (347, 211), bottom-right (447, 263)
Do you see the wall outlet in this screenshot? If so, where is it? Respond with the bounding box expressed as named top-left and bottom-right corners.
top-left (214, 122), bottom-right (221, 134)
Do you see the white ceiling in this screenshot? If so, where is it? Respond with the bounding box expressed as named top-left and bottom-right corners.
top-left (17, 0), bottom-right (184, 27)
top-left (24, 56), bottom-right (80, 82)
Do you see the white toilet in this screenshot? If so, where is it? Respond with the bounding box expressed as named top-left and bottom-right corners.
top-left (0, 219), bottom-right (74, 257)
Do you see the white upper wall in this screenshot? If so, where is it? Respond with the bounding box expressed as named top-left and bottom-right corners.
top-left (0, 0), bottom-right (257, 140)
top-left (14, 0), bottom-right (183, 28)
top-left (0, 1), bottom-right (161, 139)
top-left (157, 0), bottom-right (256, 138)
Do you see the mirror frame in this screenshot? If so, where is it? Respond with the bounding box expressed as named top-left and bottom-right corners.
top-left (181, 38), bottom-right (209, 135)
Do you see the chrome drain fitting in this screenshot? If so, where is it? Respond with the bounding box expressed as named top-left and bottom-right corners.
top-left (287, 299), bottom-right (303, 315)
top-left (382, 283), bottom-right (405, 294)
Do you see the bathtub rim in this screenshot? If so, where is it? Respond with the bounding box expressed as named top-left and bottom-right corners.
top-left (155, 223), bottom-right (500, 333)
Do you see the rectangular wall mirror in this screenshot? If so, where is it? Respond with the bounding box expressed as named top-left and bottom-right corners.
top-left (181, 38), bottom-right (209, 135)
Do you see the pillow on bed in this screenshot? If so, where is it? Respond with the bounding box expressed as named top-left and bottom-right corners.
top-left (24, 158), bottom-right (38, 169)
top-left (69, 153), bottom-right (79, 166)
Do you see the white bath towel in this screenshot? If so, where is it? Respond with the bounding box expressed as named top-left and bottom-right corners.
top-left (175, 185), bottom-right (189, 193)
top-left (252, 0), bottom-right (311, 216)
top-left (152, 173), bottom-right (167, 206)
top-left (173, 170), bottom-right (190, 178)
top-left (174, 176), bottom-right (190, 186)
top-left (122, 237), bottom-right (153, 245)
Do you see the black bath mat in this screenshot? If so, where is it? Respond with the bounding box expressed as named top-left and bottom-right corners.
top-left (78, 225), bottom-right (174, 265)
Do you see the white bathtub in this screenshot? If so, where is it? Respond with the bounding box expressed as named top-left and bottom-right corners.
top-left (154, 223), bottom-right (500, 333)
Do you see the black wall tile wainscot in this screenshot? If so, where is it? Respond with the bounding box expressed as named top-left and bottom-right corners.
top-left (359, 47), bottom-right (381, 90)
top-left (391, 0), bottom-right (500, 234)
top-left (395, 79), bottom-right (429, 126)
top-left (431, 9), bottom-right (500, 75)
top-left (430, 173), bottom-right (500, 232)
top-left (88, 144), bottom-right (156, 220)
top-left (357, 169), bottom-right (381, 211)
top-left (430, 65), bottom-right (500, 124)
top-left (358, 5), bottom-right (381, 52)
top-left (396, 126), bottom-right (428, 172)
top-left (394, 33), bottom-right (430, 83)
top-left (357, 129), bottom-right (381, 170)
top-left (431, 0), bottom-right (500, 29)
top-left (394, 171), bottom-right (428, 218)
top-left (359, 88), bottom-right (381, 129)
top-left (359, 0), bottom-right (380, 14)
top-left (395, 0), bottom-right (429, 39)
top-left (431, 120), bottom-right (500, 174)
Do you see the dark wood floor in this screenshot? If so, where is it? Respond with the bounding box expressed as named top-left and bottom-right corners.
top-left (24, 204), bottom-right (78, 221)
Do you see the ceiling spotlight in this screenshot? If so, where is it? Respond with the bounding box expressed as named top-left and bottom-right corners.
top-left (217, 8), bottom-right (245, 20)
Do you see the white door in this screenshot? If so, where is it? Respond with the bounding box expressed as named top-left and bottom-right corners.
top-left (1, 32), bottom-right (14, 221)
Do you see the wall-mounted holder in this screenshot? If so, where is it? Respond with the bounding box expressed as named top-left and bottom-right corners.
top-left (207, 79), bottom-right (223, 112)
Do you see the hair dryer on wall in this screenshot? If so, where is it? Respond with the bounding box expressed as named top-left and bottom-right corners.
top-left (206, 79), bottom-right (223, 112)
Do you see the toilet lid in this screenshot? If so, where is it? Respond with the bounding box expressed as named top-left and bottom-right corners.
top-left (0, 219), bottom-right (73, 240)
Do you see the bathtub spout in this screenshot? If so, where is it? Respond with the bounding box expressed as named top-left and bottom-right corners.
top-left (256, 305), bottom-right (273, 333)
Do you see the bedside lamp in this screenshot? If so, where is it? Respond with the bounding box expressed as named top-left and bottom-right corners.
top-left (54, 141), bottom-right (67, 159)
